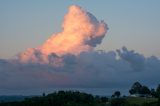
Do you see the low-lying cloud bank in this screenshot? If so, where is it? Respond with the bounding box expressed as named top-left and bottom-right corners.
top-left (0, 47), bottom-right (160, 90)
top-left (0, 5), bottom-right (159, 91)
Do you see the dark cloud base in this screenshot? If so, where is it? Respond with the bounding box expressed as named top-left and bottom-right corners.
top-left (0, 47), bottom-right (160, 95)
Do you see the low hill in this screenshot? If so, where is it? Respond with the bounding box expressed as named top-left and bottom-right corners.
top-left (0, 96), bottom-right (27, 103)
top-left (0, 91), bottom-right (108, 106)
top-left (0, 91), bottom-right (159, 106)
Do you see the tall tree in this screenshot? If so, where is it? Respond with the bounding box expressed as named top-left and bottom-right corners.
top-left (140, 86), bottom-right (150, 95)
top-left (113, 91), bottom-right (121, 98)
top-left (156, 84), bottom-right (160, 97)
top-left (129, 82), bottom-right (142, 94)
top-left (151, 88), bottom-right (157, 97)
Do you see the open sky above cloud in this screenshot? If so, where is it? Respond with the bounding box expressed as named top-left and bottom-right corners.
top-left (0, 1), bottom-right (160, 95)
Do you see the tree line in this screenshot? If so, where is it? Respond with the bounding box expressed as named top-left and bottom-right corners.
top-left (110, 82), bottom-right (160, 106)
top-left (0, 82), bottom-right (159, 106)
top-left (0, 91), bottom-right (108, 106)
top-left (129, 82), bottom-right (160, 97)
top-left (111, 82), bottom-right (160, 98)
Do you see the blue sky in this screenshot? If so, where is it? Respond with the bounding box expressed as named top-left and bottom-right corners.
top-left (0, 0), bottom-right (160, 59)
top-left (0, 0), bottom-right (160, 96)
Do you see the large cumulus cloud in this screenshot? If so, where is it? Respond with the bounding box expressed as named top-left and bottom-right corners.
top-left (0, 5), bottom-right (159, 93)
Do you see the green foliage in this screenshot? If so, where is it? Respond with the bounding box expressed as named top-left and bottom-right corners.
top-left (0, 91), bottom-right (105, 106)
top-left (0, 82), bottom-right (160, 106)
top-left (100, 97), bottom-right (108, 103)
top-left (129, 82), bottom-right (142, 94)
top-left (129, 82), bottom-right (151, 95)
top-left (140, 86), bottom-right (150, 95)
top-left (151, 88), bottom-right (157, 97)
top-left (156, 84), bottom-right (160, 97)
top-left (113, 91), bottom-right (121, 98)
top-left (111, 98), bottom-right (128, 106)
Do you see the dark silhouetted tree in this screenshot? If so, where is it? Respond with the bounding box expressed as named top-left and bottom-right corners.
top-left (111, 98), bottom-right (127, 106)
top-left (129, 82), bottom-right (142, 95)
top-left (100, 97), bottom-right (108, 103)
top-left (42, 92), bottom-right (46, 97)
top-left (113, 91), bottom-right (121, 98)
top-left (140, 86), bottom-right (150, 95)
top-left (151, 88), bottom-right (157, 97)
top-left (156, 84), bottom-right (160, 97)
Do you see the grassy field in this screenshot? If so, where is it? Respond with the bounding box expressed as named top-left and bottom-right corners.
top-left (126, 97), bottom-right (158, 105)
top-left (101, 97), bottom-right (158, 106)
